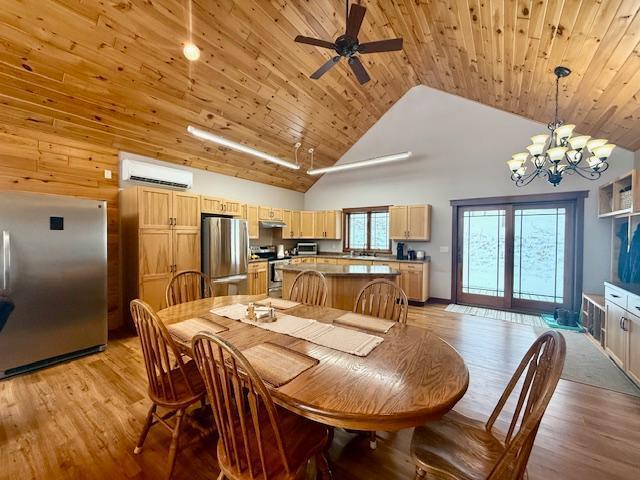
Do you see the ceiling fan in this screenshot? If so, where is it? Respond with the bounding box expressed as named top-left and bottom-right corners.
top-left (294, 1), bottom-right (404, 85)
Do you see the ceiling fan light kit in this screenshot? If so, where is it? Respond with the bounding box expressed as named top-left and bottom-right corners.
top-left (508, 66), bottom-right (615, 187)
top-left (295, 1), bottom-right (404, 85)
top-left (307, 151), bottom-right (412, 175)
top-left (187, 125), bottom-right (300, 170)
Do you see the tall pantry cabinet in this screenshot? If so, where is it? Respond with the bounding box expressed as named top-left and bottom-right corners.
top-left (121, 186), bottom-right (201, 322)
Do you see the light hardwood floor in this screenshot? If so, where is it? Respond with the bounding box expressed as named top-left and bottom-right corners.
top-left (1, 304), bottom-right (639, 479)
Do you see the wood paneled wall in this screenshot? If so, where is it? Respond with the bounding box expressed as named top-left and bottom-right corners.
top-left (0, 124), bottom-right (121, 328)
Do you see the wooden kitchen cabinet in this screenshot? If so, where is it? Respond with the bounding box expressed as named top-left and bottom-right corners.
top-left (300, 211), bottom-right (315, 238)
top-left (247, 261), bottom-right (268, 295)
top-left (121, 186), bottom-right (201, 324)
top-left (259, 206), bottom-right (283, 221)
top-left (400, 262), bottom-right (430, 302)
top-left (244, 204), bottom-right (259, 239)
top-left (389, 204), bottom-right (431, 241)
top-left (281, 210), bottom-right (300, 239)
top-left (626, 312), bottom-right (640, 385)
top-left (201, 196), bottom-right (243, 216)
top-left (313, 210), bottom-right (342, 239)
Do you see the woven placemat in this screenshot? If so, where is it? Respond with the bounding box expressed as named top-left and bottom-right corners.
top-left (256, 297), bottom-right (301, 310)
top-left (241, 342), bottom-right (318, 387)
top-left (334, 312), bottom-right (397, 333)
top-left (167, 316), bottom-right (228, 345)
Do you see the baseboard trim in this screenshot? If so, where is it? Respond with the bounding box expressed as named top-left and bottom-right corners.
top-left (427, 297), bottom-right (451, 305)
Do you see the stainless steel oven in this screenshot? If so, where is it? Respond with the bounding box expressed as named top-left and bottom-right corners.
top-left (268, 258), bottom-right (290, 297)
top-left (296, 242), bottom-right (318, 255)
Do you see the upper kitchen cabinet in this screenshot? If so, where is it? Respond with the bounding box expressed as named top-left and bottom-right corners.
top-left (390, 204), bottom-right (431, 241)
top-left (259, 206), bottom-right (284, 221)
top-left (314, 210), bottom-right (342, 239)
top-left (201, 196), bottom-right (243, 217)
top-left (137, 187), bottom-right (200, 230)
top-left (244, 204), bottom-right (259, 239)
top-left (300, 211), bottom-right (316, 238)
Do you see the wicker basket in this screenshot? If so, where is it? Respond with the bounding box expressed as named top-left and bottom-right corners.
top-left (620, 189), bottom-right (632, 210)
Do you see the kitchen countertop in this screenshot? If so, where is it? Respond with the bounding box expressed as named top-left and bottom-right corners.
top-left (248, 258), bottom-right (268, 263)
top-left (279, 263), bottom-right (400, 276)
top-left (294, 253), bottom-right (430, 263)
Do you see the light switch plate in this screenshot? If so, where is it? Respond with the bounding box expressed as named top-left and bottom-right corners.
top-left (104, 169), bottom-right (112, 179)
top-left (440, 246), bottom-right (449, 253)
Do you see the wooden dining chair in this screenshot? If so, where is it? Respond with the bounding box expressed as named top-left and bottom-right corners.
top-left (192, 332), bottom-right (332, 480)
top-left (410, 330), bottom-right (566, 480)
top-left (353, 279), bottom-right (409, 449)
top-left (289, 270), bottom-right (328, 306)
top-left (354, 279), bottom-right (409, 323)
top-left (130, 299), bottom-right (207, 480)
top-left (166, 270), bottom-right (214, 307)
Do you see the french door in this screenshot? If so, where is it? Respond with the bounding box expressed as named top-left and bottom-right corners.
top-left (452, 193), bottom-right (584, 313)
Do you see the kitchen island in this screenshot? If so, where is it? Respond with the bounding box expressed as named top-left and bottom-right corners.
top-left (280, 263), bottom-right (401, 310)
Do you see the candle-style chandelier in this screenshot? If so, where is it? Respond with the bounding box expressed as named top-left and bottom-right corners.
top-left (508, 66), bottom-right (616, 187)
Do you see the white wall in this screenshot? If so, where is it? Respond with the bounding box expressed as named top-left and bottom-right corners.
top-left (305, 85), bottom-right (634, 299)
top-left (119, 151), bottom-right (304, 209)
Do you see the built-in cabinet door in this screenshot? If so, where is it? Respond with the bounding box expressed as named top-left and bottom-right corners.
top-left (173, 230), bottom-right (200, 272)
top-left (626, 312), bottom-right (640, 385)
top-left (139, 229), bottom-right (173, 310)
top-left (246, 205), bottom-right (259, 239)
top-left (224, 200), bottom-right (243, 216)
top-left (324, 210), bottom-right (341, 239)
top-left (606, 302), bottom-right (627, 369)
top-left (407, 205), bottom-right (430, 240)
top-left (282, 210), bottom-right (292, 238)
top-left (300, 211), bottom-right (315, 238)
top-left (201, 196), bottom-right (225, 215)
top-left (248, 262), bottom-right (268, 295)
top-left (389, 206), bottom-right (407, 239)
top-left (313, 211), bottom-right (325, 238)
top-left (139, 187), bottom-right (172, 229)
top-left (271, 208), bottom-right (283, 221)
top-left (258, 206), bottom-right (271, 220)
top-left (291, 210), bottom-right (301, 238)
top-left (401, 264), bottom-right (423, 301)
top-left (173, 191), bottom-right (200, 229)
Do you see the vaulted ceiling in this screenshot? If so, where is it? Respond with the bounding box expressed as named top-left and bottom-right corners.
top-left (1, 1), bottom-right (639, 193)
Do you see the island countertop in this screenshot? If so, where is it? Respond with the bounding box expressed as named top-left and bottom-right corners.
top-left (279, 263), bottom-right (400, 277)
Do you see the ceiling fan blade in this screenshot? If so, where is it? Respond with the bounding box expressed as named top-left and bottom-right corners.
top-left (346, 4), bottom-right (366, 39)
top-left (310, 56), bottom-right (342, 79)
top-left (348, 56), bottom-right (370, 85)
top-left (358, 38), bottom-right (404, 53)
top-left (294, 35), bottom-right (335, 50)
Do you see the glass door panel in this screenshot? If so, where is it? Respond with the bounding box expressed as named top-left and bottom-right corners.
top-left (458, 208), bottom-right (507, 308)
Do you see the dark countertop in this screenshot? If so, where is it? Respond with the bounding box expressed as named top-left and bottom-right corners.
top-left (296, 253), bottom-right (431, 264)
top-left (279, 263), bottom-right (400, 276)
top-left (605, 280), bottom-right (640, 297)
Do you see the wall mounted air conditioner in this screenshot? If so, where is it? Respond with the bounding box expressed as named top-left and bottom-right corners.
top-left (121, 159), bottom-right (193, 190)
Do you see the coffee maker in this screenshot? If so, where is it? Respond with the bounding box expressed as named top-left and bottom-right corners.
top-left (396, 242), bottom-right (406, 260)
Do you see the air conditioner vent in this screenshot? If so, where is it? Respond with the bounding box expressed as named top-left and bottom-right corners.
top-left (121, 159), bottom-right (193, 190)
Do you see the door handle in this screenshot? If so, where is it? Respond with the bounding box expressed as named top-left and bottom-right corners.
top-left (2, 231), bottom-right (10, 293)
top-left (621, 317), bottom-right (629, 332)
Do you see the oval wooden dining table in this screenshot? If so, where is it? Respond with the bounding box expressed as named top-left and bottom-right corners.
top-left (158, 294), bottom-right (469, 431)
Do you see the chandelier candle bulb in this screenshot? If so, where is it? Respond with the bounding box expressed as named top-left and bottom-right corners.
top-left (587, 156), bottom-right (603, 169)
top-left (568, 135), bottom-right (591, 150)
top-left (507, 159), bottom-right (525, 171)
top-left (586, 138), bottom-right (608, 151)
top-left (566, 150), bottom-right (580, 164)
top-left (531, 134), bottom-right (550, 145)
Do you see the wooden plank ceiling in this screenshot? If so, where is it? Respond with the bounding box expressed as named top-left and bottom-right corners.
top-left (0, 1), bottom-right (639, 193)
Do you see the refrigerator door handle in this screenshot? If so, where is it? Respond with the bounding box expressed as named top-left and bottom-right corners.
top-left (2, 231), bottom-right (10, 293)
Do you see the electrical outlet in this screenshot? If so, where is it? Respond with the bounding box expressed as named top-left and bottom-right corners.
top-left (104, 169), bottom-right (112, 179)
top-left (440, 246), bottom-right (449, 253)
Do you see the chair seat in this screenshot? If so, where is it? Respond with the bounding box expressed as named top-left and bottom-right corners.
top-left (410, 410), bottom-right (506, 480)
top-left (217, 405), bottom-right (329, 479)
top-left (150, 360), bottom-right (205, 408)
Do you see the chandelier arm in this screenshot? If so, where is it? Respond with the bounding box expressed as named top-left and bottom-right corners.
top-left (514, 168), bottom-right (546, 187)
top-left (564, 165), bottom-right (604, 180)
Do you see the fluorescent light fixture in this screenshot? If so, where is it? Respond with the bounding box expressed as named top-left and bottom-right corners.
top-left (187, 125), bottom-right (300, 170)
top-left (307, 151), bottom-right (412, 175)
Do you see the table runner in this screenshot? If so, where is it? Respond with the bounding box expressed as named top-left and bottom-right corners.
top-left (334, 312), bottom-right (397, 334)
top-left (211, 304), bottom-right (383, 357)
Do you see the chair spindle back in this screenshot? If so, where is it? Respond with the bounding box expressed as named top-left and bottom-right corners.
top-left (166, 270), bottom-right (213, 307)
top-left (354, 279), bottom-right (408, 323)
top-left (289, 270), bottom-right (328, 306)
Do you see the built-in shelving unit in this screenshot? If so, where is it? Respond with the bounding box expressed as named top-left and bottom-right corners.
top-left (598, 170), bottom-right (637, 218)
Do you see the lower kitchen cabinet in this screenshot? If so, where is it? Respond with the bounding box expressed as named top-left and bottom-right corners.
top-left (248, 261), bottom-right (268, 295)
top-left (606, 301), bottom-right (627, 369)
top-left (627, 313), bottom-right (640, 385)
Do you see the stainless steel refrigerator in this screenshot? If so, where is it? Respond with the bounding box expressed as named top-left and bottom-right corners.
top-left (0, 192), bottom-right (108, 379)
top-left (202, 217), bottom-right (249, 294)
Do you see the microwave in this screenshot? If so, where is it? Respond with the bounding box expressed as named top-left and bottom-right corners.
top-left (296, 242), bottom-right (318, 255)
